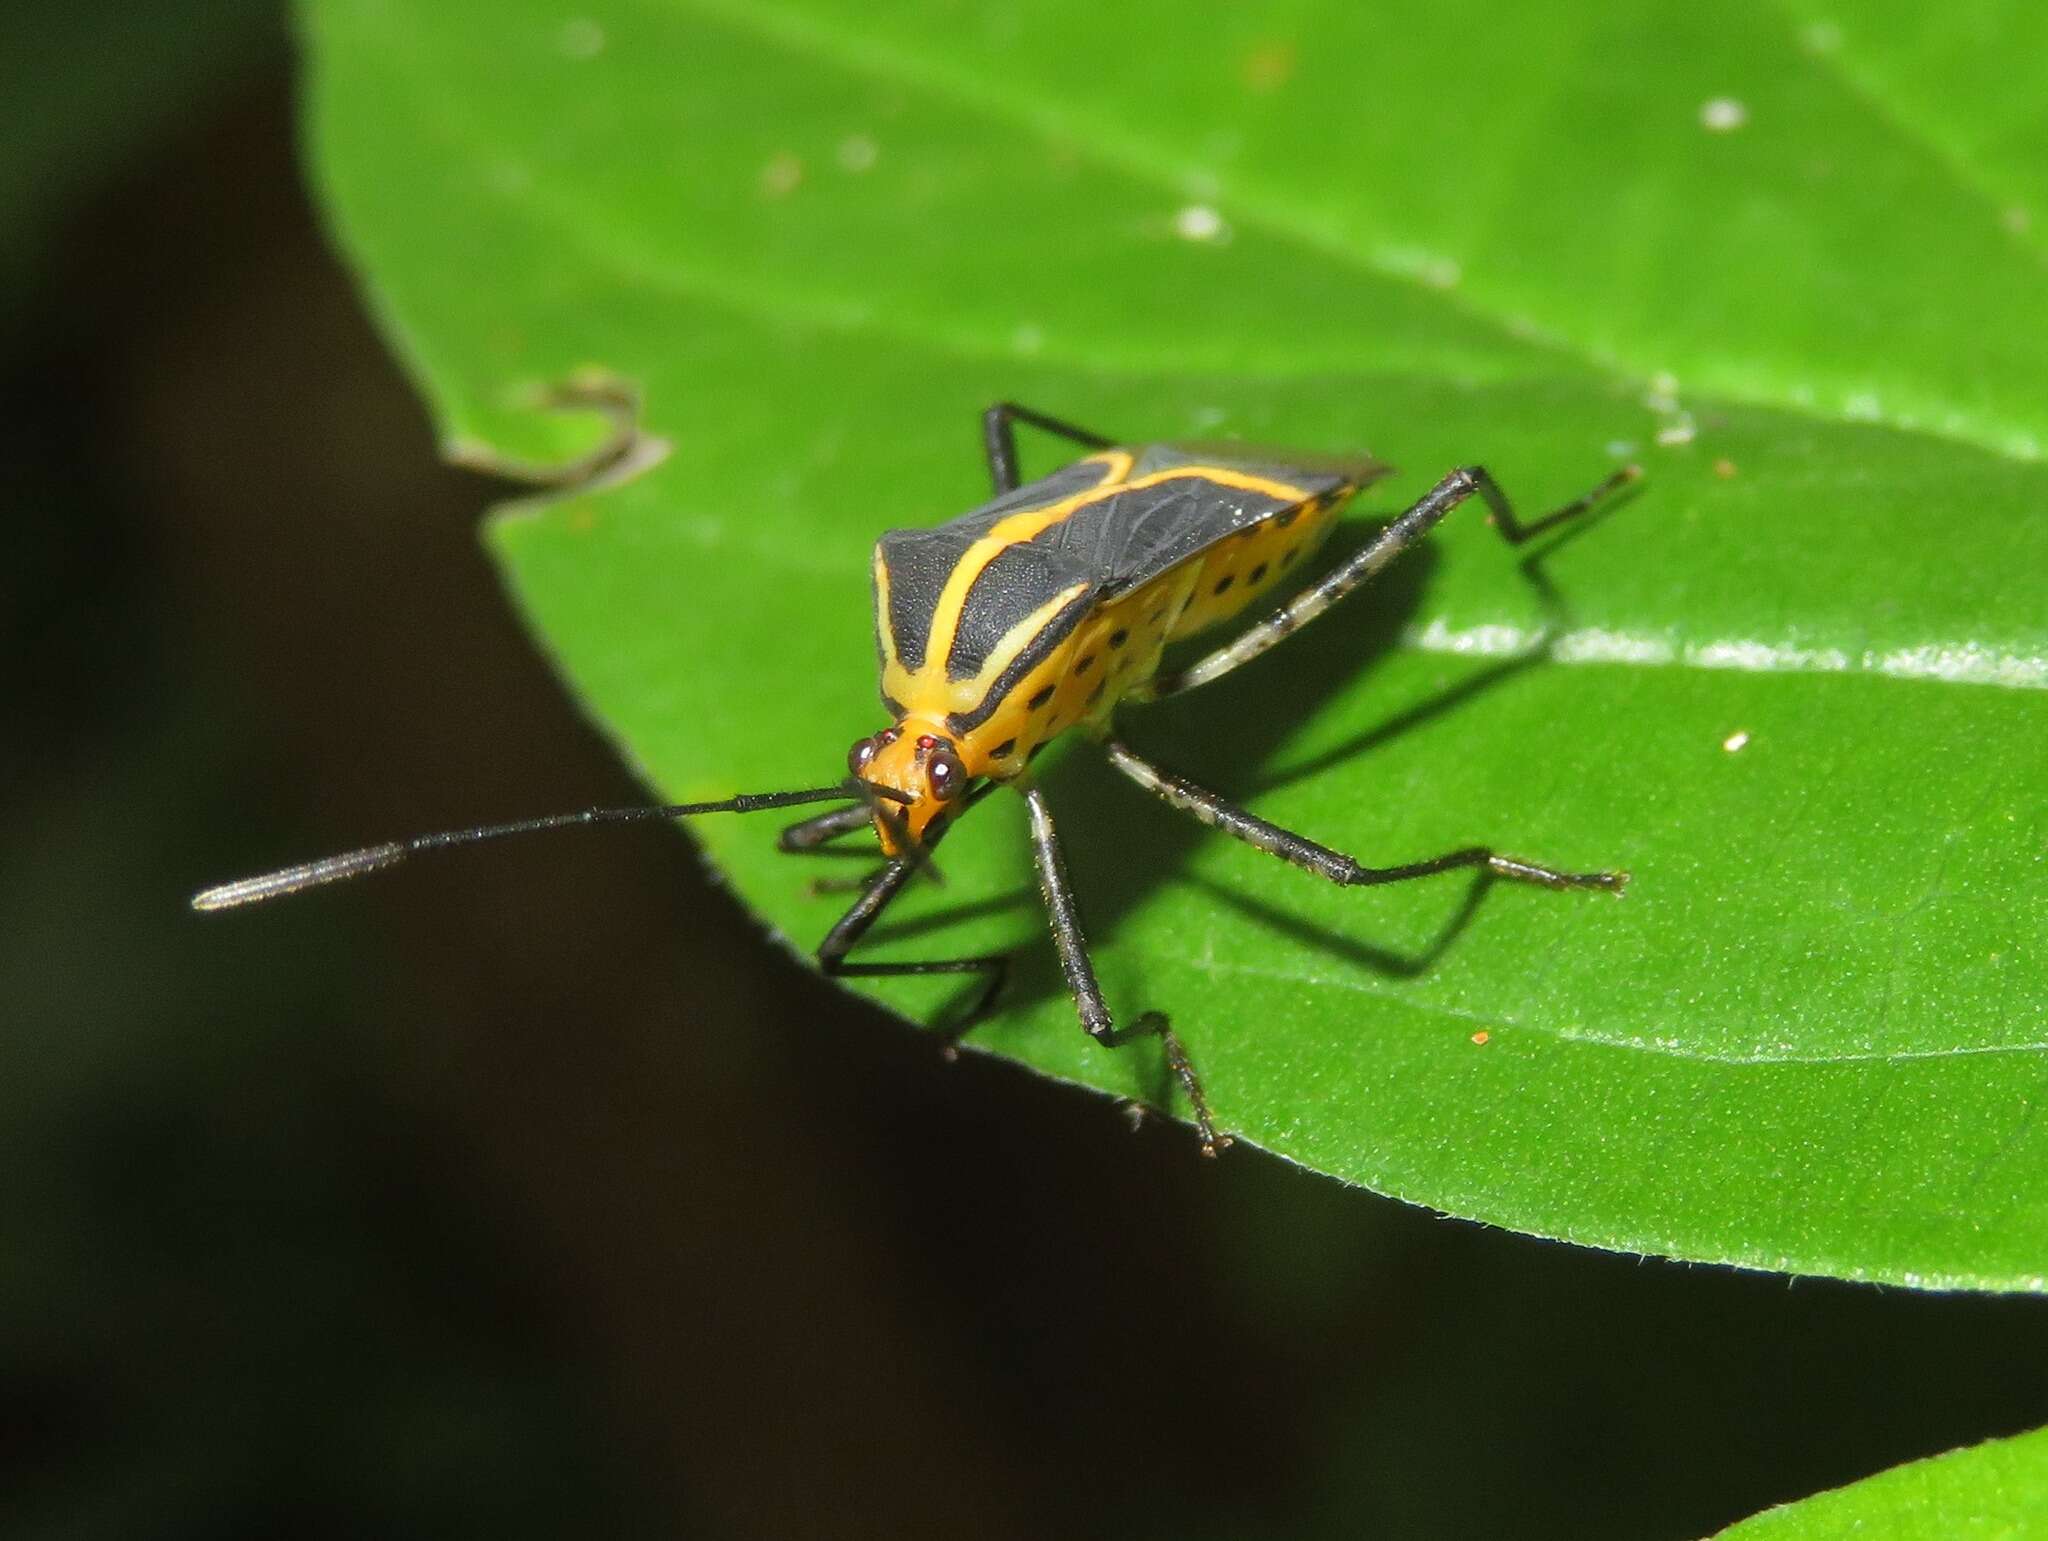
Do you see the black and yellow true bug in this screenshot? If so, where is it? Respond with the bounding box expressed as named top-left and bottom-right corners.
top-left (195, 402), bottom-right (1637, 1154)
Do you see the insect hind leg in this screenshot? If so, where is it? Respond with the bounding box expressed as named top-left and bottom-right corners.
top-left (1463, 462), bottom-right (1639, 547)
top-left (981, 402), bottom-right (1115, 494)
top-left (1134, 461), bottom-right (1638, 703)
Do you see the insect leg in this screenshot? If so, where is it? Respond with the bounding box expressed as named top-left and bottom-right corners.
top-left (1101, 738), bottom-right (1627, 893)
top-left (814, 784), bottom-right (1010, 1015)
top-left (781, 800), bottom-right (885, 894)
top-left (981, 402), bottom-right (1115, 494)
top-left (1463, 463), bottom-right (1638, 546)
top-left (816, 857), bottom-right (1011, 1009)
top-left (777, 800), bottom-right (878, 853)
top-left (1020, 784), bottom-right (1228, 1154)
top-left (1132, 462), bottom-right (1638, 702)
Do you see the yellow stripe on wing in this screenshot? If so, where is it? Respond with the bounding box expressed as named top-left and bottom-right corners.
top-left (908, 457), bottom-right (1311, 701)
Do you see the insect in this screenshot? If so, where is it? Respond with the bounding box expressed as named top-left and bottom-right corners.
top-left (195, 401), bottom-right (1637, 1155)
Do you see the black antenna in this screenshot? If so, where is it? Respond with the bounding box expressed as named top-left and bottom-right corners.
top-left (190, 780), bottom-right (904, 912)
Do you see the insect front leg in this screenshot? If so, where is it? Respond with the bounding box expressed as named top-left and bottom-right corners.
top-left (777, 801), bottom-right (885, 892)
top-left (1133, 461), bottom-right (1638, 702)
top-left (981, 402), bottom-right (1114, 494)
top-left (813, 776), bottom-right (1014, 1019)
top-left (1020, 784), bottom-right (1229, 1155)
top-left (768, 800), bottom-right (890, 896)
top-left (1100, 738), bottom-right (1627, 894)
top-left (777, 801), bottom-right (877, 852)
top-left (815, 857), bottom-right (1011, 1029)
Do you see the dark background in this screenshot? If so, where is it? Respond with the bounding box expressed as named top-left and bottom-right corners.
top-left (6, 7), bottom-right (2046, 1537)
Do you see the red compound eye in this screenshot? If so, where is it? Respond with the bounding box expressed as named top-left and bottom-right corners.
top-left (927, 744), bottom-right (965, 801)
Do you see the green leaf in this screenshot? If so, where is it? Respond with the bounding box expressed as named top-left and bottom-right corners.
top-left (1715, 1424), bottom-right (2048, 1538)
top-left (301, 0), bottom-right (2048, 1289)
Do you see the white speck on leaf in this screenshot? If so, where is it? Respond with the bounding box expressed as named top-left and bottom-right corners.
top-left (1723, 730), bottom-right (1751, 753)
top-left (558, 18), bottom-right (605, 58)
top-left (1700, 97), bottom-right (1748, 133)
top-left (1173, 204), bottom-right (1227, 242)
top-left (487, 160), bottom-right (531, 197)
top-left (836, 135), bottom-right (878, 173)
top-left (1800, 20), bottom-right (1842, 54)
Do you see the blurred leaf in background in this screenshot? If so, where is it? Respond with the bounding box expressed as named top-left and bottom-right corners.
top-left (1715, 1423), bottom-right (2048, 1538)
top-left (303, 0), bottom-right (2048, 1291)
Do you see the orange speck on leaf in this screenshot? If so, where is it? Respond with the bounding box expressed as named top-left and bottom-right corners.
top-left (1242, 40), bottom-right (1297, 92)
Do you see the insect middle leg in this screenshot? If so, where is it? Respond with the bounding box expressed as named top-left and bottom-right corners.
top-left (981, 402), bottom-right (1114, 494)
top-left (1101, 737), bottom-right (1626, 893)
top-left (1020, 784), bottom-right (1229, 1154)
top-left (1133, 461), bottom-right (1638, 702)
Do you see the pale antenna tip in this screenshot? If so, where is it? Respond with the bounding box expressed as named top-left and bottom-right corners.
top-left (191, 842), bottom-right (409, 912)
